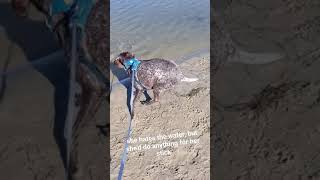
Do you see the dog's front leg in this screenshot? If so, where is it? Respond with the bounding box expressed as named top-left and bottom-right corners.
top-left (141, 89), bottom-right (161, 105)
top-left (140, 90), bottom-right (152, 105)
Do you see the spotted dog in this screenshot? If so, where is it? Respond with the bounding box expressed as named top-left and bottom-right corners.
top-left (114, 52), bottom-right (198, 117)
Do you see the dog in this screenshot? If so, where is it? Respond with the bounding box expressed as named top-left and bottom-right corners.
top-left (114, 52), bottom-right (198, 117)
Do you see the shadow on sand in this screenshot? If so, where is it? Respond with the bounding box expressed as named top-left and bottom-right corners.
top-left (110, 63), bottom-right (133, 113)
top-left (0, 2), bottom-right (69, 169)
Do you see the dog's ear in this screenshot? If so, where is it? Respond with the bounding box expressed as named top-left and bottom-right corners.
top-left (119, 52), bottom-right (126, 56)
top-left (126, 52), bottom-right (135, 59)
top-left (119, 52), bottom-right (129, 58)
top-left (120, 52), bottom-right (135, 59)
top-left (114, 58), bottom-right (124, 68)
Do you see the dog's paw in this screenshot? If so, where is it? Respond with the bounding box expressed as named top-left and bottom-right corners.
top-left (140, 99), bottom-right (154, 105)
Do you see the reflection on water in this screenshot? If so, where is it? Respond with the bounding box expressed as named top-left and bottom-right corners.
top-left (111, 0), bottom-right (210, 61)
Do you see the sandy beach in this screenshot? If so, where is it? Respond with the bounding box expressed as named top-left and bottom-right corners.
top-left (110, 55), bottom-right (210, 180)
top-left (212, 1), bottom-right (320, 179)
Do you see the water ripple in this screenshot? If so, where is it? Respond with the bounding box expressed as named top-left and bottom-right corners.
top-left (111, 0), bottom-right (209, 60)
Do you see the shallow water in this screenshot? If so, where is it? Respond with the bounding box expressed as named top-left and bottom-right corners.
top-left (110, 0), bottom-right (210, 61)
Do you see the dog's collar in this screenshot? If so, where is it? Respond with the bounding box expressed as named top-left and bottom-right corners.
top-left (123, 58), bottom-right (141, 71)
top-left (123, 58), bottom-right (147, 89)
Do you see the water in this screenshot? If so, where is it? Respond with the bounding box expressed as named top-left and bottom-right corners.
top-left (110, 0), bottom-right (210, 61)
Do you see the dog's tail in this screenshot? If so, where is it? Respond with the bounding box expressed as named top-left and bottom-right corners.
top-left (181, 76), bottom-right (198, 82)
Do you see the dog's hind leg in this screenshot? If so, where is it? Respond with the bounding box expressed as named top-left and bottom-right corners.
top-left (153, 89), bottom-right (162, 102)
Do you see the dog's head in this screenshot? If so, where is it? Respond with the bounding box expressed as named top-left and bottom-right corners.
top-left (113, 51), bottom-right (135, 68)
top-left (11, 0), bottom-right (32, 17)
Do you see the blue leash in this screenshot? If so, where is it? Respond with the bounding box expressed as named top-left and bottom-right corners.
top-left (64, 24), bottom-right (78, 180)
top-left (48, 0), bottom-right (93, 178)
top-left (117, 69), bottom-right (136, 180)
